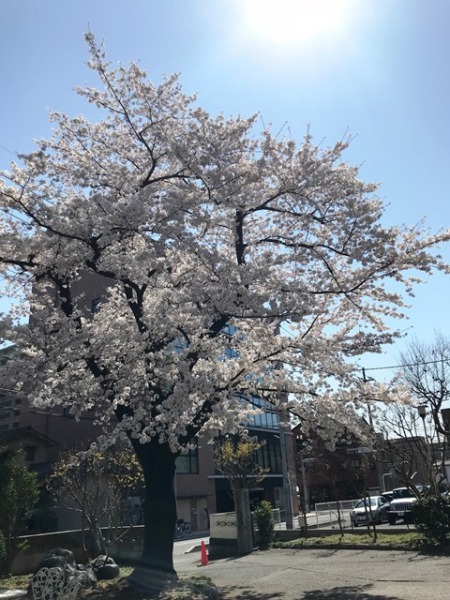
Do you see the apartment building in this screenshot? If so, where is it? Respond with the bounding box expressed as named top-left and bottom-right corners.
top-left (0, 349), bottom-right (298, 532)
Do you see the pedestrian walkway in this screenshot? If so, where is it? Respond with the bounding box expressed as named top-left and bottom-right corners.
top-left (178, 547), bottom-right (450, 600)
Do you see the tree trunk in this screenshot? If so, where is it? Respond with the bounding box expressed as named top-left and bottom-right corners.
top-left (87, 518), bottom-right (108, 556)
top-left (127, 439), bottom-right (178, 595)
top-left (234, 487), bottom-right (254, 555)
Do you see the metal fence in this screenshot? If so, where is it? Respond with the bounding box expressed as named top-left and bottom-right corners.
top-left (272, 508), bottom-right (282, 529)
top-left (313, 500), bottom-right (359, 529)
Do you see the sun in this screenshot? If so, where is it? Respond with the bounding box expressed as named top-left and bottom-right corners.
top-left (238, 0), bottom-right (354, 50)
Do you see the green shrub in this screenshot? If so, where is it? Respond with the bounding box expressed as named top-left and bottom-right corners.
top-left (0, 447), bottom-right (40, 576)
top-left (411, 495), bottom-right (450, 546)
top-left (253, 501), bottom-right (274, 550)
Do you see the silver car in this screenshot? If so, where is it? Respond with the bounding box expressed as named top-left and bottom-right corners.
top-left (350, 495), bottom-right (390, 527)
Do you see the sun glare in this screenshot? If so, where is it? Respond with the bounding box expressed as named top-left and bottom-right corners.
top-left (239, 0), bottom-right (354, 50)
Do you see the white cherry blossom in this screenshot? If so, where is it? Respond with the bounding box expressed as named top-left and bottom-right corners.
top-left (1, 34), bottom-right (449, 587)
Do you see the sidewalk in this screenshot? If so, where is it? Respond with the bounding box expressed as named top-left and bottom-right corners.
top-left (6, 544), bottom-right (447, 600)
top-left (178, 547), bottom-right (450, 600)
top-left (0, 515), bottom-right (330, 600)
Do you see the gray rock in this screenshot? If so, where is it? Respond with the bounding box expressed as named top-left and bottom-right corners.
top-left (90, 555), bottom-right (120, 580)
top-left (37, 548), bottom-right (76, 571)
top-left (31, 548), bottom-right (98, 592)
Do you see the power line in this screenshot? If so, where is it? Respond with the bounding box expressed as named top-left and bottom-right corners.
top-left (277, 324), bottom-right (450, 373)
top-left (364, 358), bottom-right (450, 372)
top-left (0, 144), bottom-right (17, 157)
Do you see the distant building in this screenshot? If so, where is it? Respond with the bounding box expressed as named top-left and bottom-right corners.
top-left (294, 423), bottom-right (381, 508)
top-left (1, 344), bottom-right (298, 532)
top-left (0, 345), bottom-right (21, 433)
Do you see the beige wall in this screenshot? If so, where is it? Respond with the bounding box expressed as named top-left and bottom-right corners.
top-left (5, 431), bottom-right (52, 465)
top-left (19, 400), bottom-right (102, 455)
top-left (175, 435), bottom-right (217, 528)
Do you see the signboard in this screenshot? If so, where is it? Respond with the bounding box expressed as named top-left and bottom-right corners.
top-left (210, 512), bottom-right (238, 540)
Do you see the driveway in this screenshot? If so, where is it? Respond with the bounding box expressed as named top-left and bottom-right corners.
top-left (176, 547), bottom-right (450, 599)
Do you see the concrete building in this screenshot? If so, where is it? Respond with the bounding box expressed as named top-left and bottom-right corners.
top-left (1, 268), bottom-right (299, 531)
top-left (0, 357), bottom-right (298, 532)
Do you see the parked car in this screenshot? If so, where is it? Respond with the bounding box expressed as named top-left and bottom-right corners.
top-left (380, 490), bottom-right (393, 503)
top-left (387, 485), bottom-right (428, 525)
top-left (350, 495), bottom-right (391, 527)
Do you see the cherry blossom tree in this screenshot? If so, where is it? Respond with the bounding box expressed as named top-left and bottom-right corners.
top-left (1, 34), bottom-right (450, 592)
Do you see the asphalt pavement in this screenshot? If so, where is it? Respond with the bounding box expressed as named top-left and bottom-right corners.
top-left (1, 518), bottom-right (443, 600)
top-left (177, 547), bottom-right (450, 600)
top-left (3, 546), bottom-right (449, 599)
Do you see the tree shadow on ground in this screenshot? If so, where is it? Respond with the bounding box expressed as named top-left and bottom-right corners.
top-left (80, 576), bottom-right (219, 600)
top-left (300, 584), bottom-right (401, 600)
top-left (219, 586), bottom-right (283, 599)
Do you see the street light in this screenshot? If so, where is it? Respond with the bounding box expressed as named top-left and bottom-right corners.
top-left (417, 404), bottom-right (427, 420)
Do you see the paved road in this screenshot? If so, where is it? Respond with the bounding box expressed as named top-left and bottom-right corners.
top-left (3, 543), bottom-right (448, 599)
top-left (174, 535), bottom-right (209, 559)
top-left (176, 547), bottom-right (450, 599)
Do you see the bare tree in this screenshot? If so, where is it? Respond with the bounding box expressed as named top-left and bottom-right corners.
top-left (48, 444), bottom-right (143, 555)
top-left (398, 334), bottom-right (450, 490)
top-left (400, 334), bottom-right (450, 439)
top-left (300, 426), bottom-right (379, 536)
top-left (380, 402), bottom-right (446, 493)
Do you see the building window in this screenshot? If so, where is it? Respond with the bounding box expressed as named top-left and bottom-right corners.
top-left (175, 444), bottom-right (199, 474)
top-left (24, 446), bottom-right (36, 462)
top-left (256, 436), bottom-right (282, 473)
top-left (244, 396), bottom-right (279, 430)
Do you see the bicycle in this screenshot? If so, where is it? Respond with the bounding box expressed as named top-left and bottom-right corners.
top-left (175, 518), bottom-right (192, 538)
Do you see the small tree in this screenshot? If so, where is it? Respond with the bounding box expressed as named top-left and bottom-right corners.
top-left (253, 500), bottom-right (274, 549)
top-left (0, 446), bottom-right (40, 576)
top-left (48, 444), bottom-right (143, 556)
top-left (412, 495), bottom-right (450, 546)
top-left (215, 436), bottom-right (268, 555)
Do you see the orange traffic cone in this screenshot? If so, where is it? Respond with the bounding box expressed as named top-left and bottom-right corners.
top-left (200, 540), bottom-right (209, 566)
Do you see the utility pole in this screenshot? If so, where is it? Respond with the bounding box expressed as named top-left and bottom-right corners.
top-left (279, 420), bottom-right (294, 529)
top-left (300, 450), bottom-right (310, 513)
top-left (362, 367), bottom-right (374, 427)
top-left (417, 404), bottom-right (435, 491)
top-left (362, 367), bottom-right (383, 493)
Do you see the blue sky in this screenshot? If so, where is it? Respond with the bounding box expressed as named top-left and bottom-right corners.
top-left (1, 0), bottom-right (449, 381)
